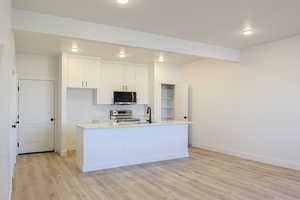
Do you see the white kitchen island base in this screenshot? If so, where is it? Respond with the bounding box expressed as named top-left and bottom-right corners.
top-left (76, 121), bottom-right (189, 172)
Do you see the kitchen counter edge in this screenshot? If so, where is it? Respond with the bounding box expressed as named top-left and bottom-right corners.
top-left (77, 120), bottom-right (191, 129)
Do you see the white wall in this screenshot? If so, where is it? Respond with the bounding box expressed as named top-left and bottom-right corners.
top-left (185, 35), bottom-right (300, 170)
top-left (16, 54), bottom-right (58, 80)
top-left (0, 0), bottom-right (16, 199)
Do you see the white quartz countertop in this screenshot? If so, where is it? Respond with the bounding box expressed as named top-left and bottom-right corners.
top-left (77, 120), bottom-right (191, 129)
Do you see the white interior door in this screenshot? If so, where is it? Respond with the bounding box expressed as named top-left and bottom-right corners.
top-left (174, 84), bottom-right (189, 121)
top-left (18, 80), bottom-right (55, 154)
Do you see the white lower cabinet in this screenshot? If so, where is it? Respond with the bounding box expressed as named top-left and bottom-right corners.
top-left (96, 62), bottom-right (149, 105)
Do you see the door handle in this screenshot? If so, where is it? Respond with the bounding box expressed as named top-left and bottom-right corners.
top-left (12, 124), bottom-right (17, 128)
top-left (50, 118), bottom-right (55, 122)
top-left (132, 92), bottom-right (134, 102)
top-left (184, 116), bottom-right (187, 120)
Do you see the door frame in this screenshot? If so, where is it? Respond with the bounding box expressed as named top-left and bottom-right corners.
top-left (17, 79), bottom-right (56, 154)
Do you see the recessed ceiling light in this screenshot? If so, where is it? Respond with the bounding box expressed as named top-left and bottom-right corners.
top-left (117, 0), bottom-right (128, 4)
top-left (119, 49), bottom-right (127, 58)
top-left (71, 48), bottom-right (79, 53)
top-left (119, 53), bottom-right (126, 58)
top-left (71, 42), bottom-right (79, 52)
top-left (242, 30), bottom-right (253, 36)
top-left (158, 55), bottom-right (164, 62)
top-left (242, 27), bottom-right (254, 36)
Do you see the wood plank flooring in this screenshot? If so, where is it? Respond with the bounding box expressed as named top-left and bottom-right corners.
top-left (12, 148), bottom-right (300, 200)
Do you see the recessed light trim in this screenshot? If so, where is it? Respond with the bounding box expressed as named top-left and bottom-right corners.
top-left (242, 30), bottom-right (253, 36)
top-left (117, 0), bottom-right (128, 4)
top-left (119, 49), bottom-right (127, 58)
top-left (242, 27), bottom-right (254, 36)
top-left (119, 53), bottom-right (126, 58)
top-left (71, 48), bottom-right (79, 53)
top-left (158, 55), bottom-right (164, 62)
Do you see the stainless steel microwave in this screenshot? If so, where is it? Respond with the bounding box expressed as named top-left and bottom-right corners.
top-left (113, 91), bottom-right (137, 105)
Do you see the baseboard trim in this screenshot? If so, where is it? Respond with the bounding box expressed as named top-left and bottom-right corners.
top-left (18, 150), bottom-right (55, 155)
top-left (193, 143), bottom-right (300, 171)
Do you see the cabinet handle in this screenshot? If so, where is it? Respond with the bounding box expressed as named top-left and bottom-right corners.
top-left (86, 81), bottom-right (88, 88)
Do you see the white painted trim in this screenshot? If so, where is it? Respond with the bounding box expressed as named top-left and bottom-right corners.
top-left (66, 53), bottom-right (101, 61)
top-left (101, 59), bottom-right (148, 66)
top-left (12, 9), bottom-right (240, 62)
top-left (193, 143), bottom-right (300, 171)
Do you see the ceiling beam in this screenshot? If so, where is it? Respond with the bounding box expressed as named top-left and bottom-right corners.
top-left (12, 9), bottom-right (240, 62)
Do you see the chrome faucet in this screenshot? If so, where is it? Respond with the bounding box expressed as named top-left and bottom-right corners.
top-left (146, 106), bottom-right (152, 123)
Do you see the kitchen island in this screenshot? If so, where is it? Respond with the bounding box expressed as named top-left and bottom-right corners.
top-left (76, 121), bottom-right (190, 172)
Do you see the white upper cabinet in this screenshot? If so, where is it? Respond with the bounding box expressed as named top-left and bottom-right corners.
top-left (123, 64), bottom-right (136, 92)
top-left (96, 62), bottom-right (149, 105)
top-left (135, 65), bottom-right (149, 104)
top-left (68, 56), bottom-right (84, 88)
top-left (82, 58), bottom-right (101, 89)
top-left (96, 62), bottom-right (120, 105)
top-left (67, 55), bottom-right (100, 89)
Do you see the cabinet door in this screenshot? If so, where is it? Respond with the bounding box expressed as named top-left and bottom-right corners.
top-left (97, 63), bottom-right (122, 104)
top-left (68, 56), bottom-right (84, 88)
top-left (135, 66), bottom-right (149, 104)
top-left (82, 58), bottom-right (100, 89)
top-left (123, 65), bottom-right (136, 91)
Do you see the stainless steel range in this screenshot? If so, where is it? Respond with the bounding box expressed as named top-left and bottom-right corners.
top-left (110, 110), bottom-right (140, 122)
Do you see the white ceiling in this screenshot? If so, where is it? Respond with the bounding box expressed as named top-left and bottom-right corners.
top-left (15, 31), bottom-right (200, 65)
top-left (13, 0), bottom-right (300, 49)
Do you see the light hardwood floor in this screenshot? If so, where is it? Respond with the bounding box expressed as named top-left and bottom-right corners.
top-left (12, 148), bottom-right (300, 200)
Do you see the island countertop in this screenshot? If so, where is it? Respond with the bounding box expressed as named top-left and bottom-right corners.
top-left (77, 120), bottom-right (191, 129)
